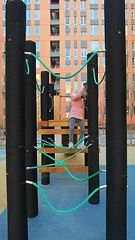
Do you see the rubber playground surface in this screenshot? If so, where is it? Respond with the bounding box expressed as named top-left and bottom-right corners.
top-left (0, 147), bottom-right (135, 240)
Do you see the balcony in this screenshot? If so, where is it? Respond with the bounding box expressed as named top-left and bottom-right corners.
top-left (51, 10), bottom-right (59, 20)
top-left (51, 57), bottom-right (60, 68)
top-left (50, 41), bottom-right (60, 56)
top-left (50, 25), bottom-right (59, 36)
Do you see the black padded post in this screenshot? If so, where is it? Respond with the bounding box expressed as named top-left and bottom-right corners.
top-left (41, 71), bottom-right (50, 185)
top-left (6, 1), bottom-right (28, 239)
top-left (87, 53), bottom-right (100, 204)
top-left (105, 1), bottom-right (127, 239)
top-left (25, 40), bottom-right (38, 218)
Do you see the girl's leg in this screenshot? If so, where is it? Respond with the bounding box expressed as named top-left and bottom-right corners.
top-left (77, 119), bottom-right (85, 141)
top-left (69, 118), bottom-right (76, 143)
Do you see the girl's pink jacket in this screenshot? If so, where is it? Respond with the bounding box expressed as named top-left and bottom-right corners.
top-left (69, 88), bottom-right (84, 120)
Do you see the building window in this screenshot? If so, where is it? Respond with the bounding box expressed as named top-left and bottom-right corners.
top-left (90, 41), bottom-right (99, 52)
top-left (74, 49), bottom-right (77, 60)
top-left (90, 25), bottom-right (98, 35)
top-left (36, 59), bottom-right (40, 68)
top-left (102, 41), bottom-right (105, 50)
top-left (131, 25), bottom-right (134, 35)
top-left (74, 17), bottom-right (77, 25)
top-left (26, 26), bottom-right (31, 36)
top-left (133, 73), bottom-right (135, 82)
top-left (34, 26), bottom-right (40, 35)
top-left (3, 11), bottom-right (6, 20)
top-left (132, 57), bottom-right (135, 67)
top-left (133, 90), bottom-right (135, 100)
top-left (3, 26), bottom-right (5, 37)
top-left (34, 10), bottom-right (40, 20)
top-left (132, 42), bottom-right (135, 51)
top-left (81, 48), bottom-right (87, 60)
top-left (74, 30), bottom-right (77, 36)
top-left (80, 0), bottom-right (86, 10)
top-left (80, 17), bottom-right (86, 25)
top-left (73, 0), bottom-right (77, 10)
top-left (102, 57), bottom-right (105, 68)
top-left (125, 25), bottom-right (128, 36)
top-left (90, 10), bottom-right (98, 20)
top-left (34, 0), bottom-right (39, 3)
top-left (35, 41), bottom-right (40, 53)
top-left (125, 9), bottom-right (127, 20)
top-left (23, 0), bottom-right (30, 4)
top-left (133, 106), bottom-right (135, 115)
top-left (90, 0), bottom-right (98, 3)
top-left (131, 9), bottom-right (134, 20)
top-left (126, 106), bottom-right (130, 115)
top-left (65, 48), bottom-right (70, 60)
top-left (126, 89), bottom-right (129, 100)
top-left (65, 64), bottom-right (70, 68)
top-left (81, 31), bottom-right (87, 36)
top-left (65, 32), bottom-right (70, 36)
top-left (26, 10), bottom-right (31, 20)
top-left (102, 9), bottom-right (104, 20)
top-left (102, 25), bottom-right (105, 35)
top-left (65, 1), bottom-right (70, 11)
top-left (65, 17), bottom-right (70, 27)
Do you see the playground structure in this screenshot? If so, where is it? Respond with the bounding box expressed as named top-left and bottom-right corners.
top-left (5, 1), bottom-right (127, 240)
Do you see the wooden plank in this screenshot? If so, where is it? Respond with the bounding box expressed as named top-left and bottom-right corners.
top-left (38, 129), bottom-right (88, 135)
top-left (38, 166), bottom-right (88, 173)
top-left (40, 119), bottom-right (88, 127)
top-left (42, 147), bottom-right (88, 154)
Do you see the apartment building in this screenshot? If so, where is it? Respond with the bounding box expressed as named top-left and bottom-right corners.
top-left (0, 0), bottom-right (135, 131)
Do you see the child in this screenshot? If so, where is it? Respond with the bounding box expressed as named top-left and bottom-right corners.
top-left (68, 84), bottom-right (87, 148)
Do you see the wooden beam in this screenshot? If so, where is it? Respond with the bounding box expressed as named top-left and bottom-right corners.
top-left (42, 147), bottom-right (88, 154)
top-left (38, 129), bottom-right (88, 135)
top-left (38, 166), bottom-right (88, 173)
top-left (40, 119), bottom-right (88, 127)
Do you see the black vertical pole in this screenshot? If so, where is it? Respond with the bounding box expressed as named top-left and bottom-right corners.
top-left (87, 53), bottom-right (100, 204)
top-left (41, 71), bottom-right (50, 185)
top-left (105, 1), bottom-right (127, 239)
top-left (25, 41), bottom-right (38, 218)
top-left (6, 1), bottom-right (28, 240)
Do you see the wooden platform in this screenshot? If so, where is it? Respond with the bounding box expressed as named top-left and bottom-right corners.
top-left (38, 119), bottom-right (89, 173)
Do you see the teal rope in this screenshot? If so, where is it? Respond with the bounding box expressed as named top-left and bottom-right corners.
top-left (26, 180), bottom-right (106, 214)
top-left (25, 59), bottom-right (30, 75)
top-left (92, 68), bottom-right (106, 85)
top-left (29, 146), bottom-right (102, 183)
top-left (25, 50), bottom-right (99, 80)
top-left (36, 81), bottom-right (45, 93)
top-left (40, 135), bottom-right (90, 155)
